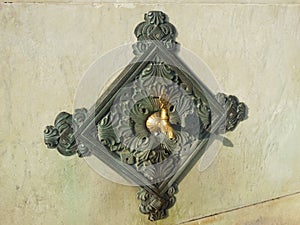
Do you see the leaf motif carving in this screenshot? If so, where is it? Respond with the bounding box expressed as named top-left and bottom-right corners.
top-left (137, 184), bottom-right (178, 221)
top-left (97, 59), bottom-right (212, 180)
top-left (133, 11), bottom-right (177, 55)
top-left (215, 93), bottom-right (247, 133)
top-left (43, 109), bottom-right (89, 157)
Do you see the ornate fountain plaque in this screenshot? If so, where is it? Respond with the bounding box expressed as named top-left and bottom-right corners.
top-left (43, 11), bottom-right (247, 221)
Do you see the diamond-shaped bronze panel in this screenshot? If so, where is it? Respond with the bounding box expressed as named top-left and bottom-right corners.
top-left (43, 11), bottom-right (247, 221)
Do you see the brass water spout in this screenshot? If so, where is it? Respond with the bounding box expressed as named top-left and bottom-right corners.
top-left (146, 97), bottom-right (175, 139)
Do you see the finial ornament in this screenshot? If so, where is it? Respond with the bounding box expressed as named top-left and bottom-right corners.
top-left (133, 11), bottom-right (177, 55)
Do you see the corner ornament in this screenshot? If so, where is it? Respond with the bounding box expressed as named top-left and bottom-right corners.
top-left (43, 11), bottom-right (248, 221)
top-left (133, 11), bottom-right (177, 55)
top-left (44, 108), bottom-right (90, 157)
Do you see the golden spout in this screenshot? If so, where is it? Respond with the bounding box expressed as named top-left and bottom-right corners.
top-left (146, 97), bottom-right (175, 139)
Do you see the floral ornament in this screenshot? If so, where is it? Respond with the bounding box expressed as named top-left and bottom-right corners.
top-left (137, 184), bottom-right (177, 221)
top-left (133, 11), bottom-right (177, 55)
top-left (97, 59), bottom-right (209, 184)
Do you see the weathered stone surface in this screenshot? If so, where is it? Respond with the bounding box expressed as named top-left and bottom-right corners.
top-left (183, 193), bottom-right (300, 225)
top-left (1, 3), bottom-right (300, 225)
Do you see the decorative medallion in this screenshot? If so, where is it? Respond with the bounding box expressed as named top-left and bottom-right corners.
top-left (43, 11), bottom-right (247, 221)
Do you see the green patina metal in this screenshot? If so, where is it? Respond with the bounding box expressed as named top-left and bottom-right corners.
top-left (43, 11), bottom-right (247, 221)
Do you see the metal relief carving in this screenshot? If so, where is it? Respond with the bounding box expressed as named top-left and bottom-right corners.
top-left (137, 184), bottom-right (177, 221)
top-left (44, 108), bottom-right (90, 157)
top-left (215, 93), bottom-right (247, 132)
top-left (43, 11), bottom-right (248, 221)
top-left (133, 11), bottom-right (177, 55)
